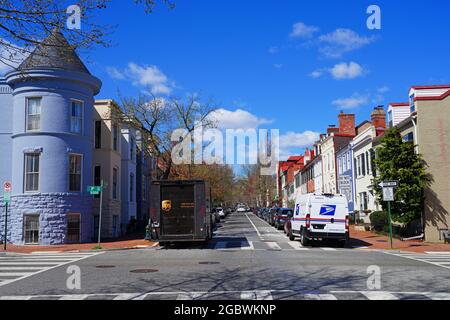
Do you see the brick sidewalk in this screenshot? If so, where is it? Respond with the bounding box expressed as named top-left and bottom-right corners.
top-left (349, 225), bottom-right (450, 253)
top-left (0, 238), bottom-right (157, 254)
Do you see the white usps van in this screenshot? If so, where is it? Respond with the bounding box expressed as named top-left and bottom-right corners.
top-left (289, 194), bottom-right (349, 247)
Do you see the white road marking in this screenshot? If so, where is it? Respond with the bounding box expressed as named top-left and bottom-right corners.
top-left (384, 252), bottom-right (450, 270)
top-left (425, 292), bottom-right (450, 300)
top-left (241, 241), bottom-right (254, 250)
top-left (244, 213), bottom-right (262, 237)
top-left (360, 291), bottom-right (399, 300)
top-left (0, 252), bottom-right (102, 287)
top-left (287, 242), bottom-right (309, 250)
top-left (59, 295), bottom-right (90, 300)
top-left (424, 252), bottom-right (450, 255)
top-left (0, 267), bottom-right (43, 271)
top-left (255, 290), bottom-right (273, 300)
top-left (177, 293), bottom-right (204, 300)
top-left (266, 242), bottom-right (282, 250)
top-left (304, 294), bottom-right (338, 300)
top-left (321, 247), bottom-right (337, 251)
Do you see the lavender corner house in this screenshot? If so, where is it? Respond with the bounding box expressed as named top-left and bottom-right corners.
top-left (0, 30), bottom-right (102, 245)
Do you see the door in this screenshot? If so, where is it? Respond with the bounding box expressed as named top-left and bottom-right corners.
top-left (160, 184), bottom-right (195, 236)
top-left (24, 215), bottom-right (40, 244)
top-left (67, 214), bottom-right (81, 243)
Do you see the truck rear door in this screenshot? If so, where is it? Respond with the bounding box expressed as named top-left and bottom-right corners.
top-left (161, 184), bottom-right (195, 236)
top-left (310, 199), bottom-right (347, 234)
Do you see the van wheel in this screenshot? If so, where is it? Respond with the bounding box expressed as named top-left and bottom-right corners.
top-left (300, 229), bottom-right (310, 246)
top-left (289, 230), bottom-right (295, 241)
top-left (337, 240), bottom-right (346, 248)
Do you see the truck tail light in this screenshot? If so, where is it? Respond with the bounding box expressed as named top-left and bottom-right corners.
top-left (305, 214), bottom-right (311, 229)
top-left (345, 215), bottom-right (349, 231)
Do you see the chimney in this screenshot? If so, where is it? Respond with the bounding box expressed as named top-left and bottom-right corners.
top-left (338, 111), bottom-right (356, 136)
top-left (304, 148), bottom-right (311, 163)
top-left (327, 125), bottom-right (339, 135)
top-left (371, 106), bottom-right (386, 131)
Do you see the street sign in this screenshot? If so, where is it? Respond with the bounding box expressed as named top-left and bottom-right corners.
top-left (382, 187), bottom-right (395, 202)
top-left (379, 181), bottom-right (398, 188)
top-left (87, 186), bottom-right (102, 195)
top-left (3, 181), bottom-right (11, 193)
top-left (3, 192), bottom-right (10, 204)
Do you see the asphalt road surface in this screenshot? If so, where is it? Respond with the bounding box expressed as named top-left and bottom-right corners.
top-left (0, 211), bottom-right (449, 300)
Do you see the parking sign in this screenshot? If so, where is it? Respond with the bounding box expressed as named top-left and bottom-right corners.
top-left (3, 181), bottom-right (11, 193)
top-left (382, 187), bottom-right (394, 202)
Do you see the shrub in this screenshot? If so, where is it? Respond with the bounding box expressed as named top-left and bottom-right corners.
top-left (370, 211), bottom-right (388, 231)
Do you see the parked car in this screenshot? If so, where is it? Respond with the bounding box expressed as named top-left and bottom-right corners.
top-left (274, 208), bottom-right (294, 230)
top-left (267, 208), bottom-right (278, 225)
top-left (216, 207), bottom-right (226, 219)
top-left (284, 214), bottom-right (292, 236)
top-left (237, 206), bottom-right (247, 213)
top-left (211, 208), bottom-right (221, 224)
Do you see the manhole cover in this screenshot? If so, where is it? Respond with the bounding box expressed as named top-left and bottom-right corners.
top-left (198, 261), bottom-right (220, 265)
top-left (96, 265), bottom-right (116, 269)
top-left (130, 269), bottom-right (159, 273)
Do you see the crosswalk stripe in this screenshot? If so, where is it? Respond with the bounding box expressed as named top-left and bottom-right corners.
top-left (266, 242), bottom-right (282, 250)
top-left (0, 267), bottom-right (43, 270)
top-left (59, 295), bottom-right (90, 300)
top-left (321, 247), bottom-right (337, 251)
top-left (360, 291), bottom-right (399, 300)
top-left (177, 293), bottom-right (204, 300)
top-left (0, 273), bottom-right (33, 277)
top-left (304, 294), bottom-right (338, 300)
top-left (287, 242), bottom-right (309, 250)
top-left (425, 292), bottom-right (450, 300)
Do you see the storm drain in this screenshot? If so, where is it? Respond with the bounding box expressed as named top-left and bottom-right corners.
top-left (96, 265), bottom-right (116, 269)
top-left (198, 262), bottom-right (220, 265)
top-left (130, 269), bottom-right (159, 273)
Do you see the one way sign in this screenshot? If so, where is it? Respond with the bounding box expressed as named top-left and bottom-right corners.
top-left (379, 181), bottom-right (398, 188)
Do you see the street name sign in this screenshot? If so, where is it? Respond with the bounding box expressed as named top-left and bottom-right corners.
top-left (379, 181), bottom-right (398, 188)
top-left (87, 186), bottom-right (102, 195)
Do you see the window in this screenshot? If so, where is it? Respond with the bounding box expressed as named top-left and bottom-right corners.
top-left (69, 154), bottom-right (82, 192)
top-left (113, 124), bottom-right (118, 151)
top-left (94, 165), bottom-right (101, 199)
top-left (410, 95), bottom-right (415, 113)
top-left (24, 215), bottom-right (40, 244)
top-left (112, 168), bottom-right (118, 200)
top-left (112, 215), bottom-right (119, 237)
top-left (366, 151), bottom-right (371, 175)
top-left (130, 174), bottom-right (134, 202)
top-left (95, 121), bottom-right (102, 149)
top-left (70, 100), bottom-right (83, 134)
top-left (130, 136), bottom-right (134, 160)
top-left (354, 158), bottom-right (358, 178)
top-left (388, 110), bottom-right (393, 127)
top-left (25, 154), bottom-right (40, 192)
top-left (26, 98), bottom-right (41, 131)
top-left (357, 156), bottom-right (361, 177)
top-left (360, 192), bottom-right (368, 211)
top-left (361, 154), bottom-right (366, 176)
top-left (67, 214), bottom-right (81, 243)
top-left (403, 132), bottom-right (414, 142)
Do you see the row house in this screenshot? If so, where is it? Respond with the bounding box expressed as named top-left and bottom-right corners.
top-left (374, 85), bottom-right (450, 243)
top-left (0, 31), bottom-right (154, 245)
top-left (276, 156), bottom-right (304, 207)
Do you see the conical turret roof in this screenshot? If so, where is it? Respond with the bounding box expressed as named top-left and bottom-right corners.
top-left (18, 28), bottom-right (91, 74)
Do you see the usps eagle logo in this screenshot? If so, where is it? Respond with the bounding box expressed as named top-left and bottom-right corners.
top-left (319, 205), bottom-right (336, 216)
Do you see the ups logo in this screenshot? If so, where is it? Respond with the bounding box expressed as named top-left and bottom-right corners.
top-left (162, 200), bottom-right (172, 212)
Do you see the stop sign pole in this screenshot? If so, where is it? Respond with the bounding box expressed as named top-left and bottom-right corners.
top-left (3, 181), bottom-right (11, 251)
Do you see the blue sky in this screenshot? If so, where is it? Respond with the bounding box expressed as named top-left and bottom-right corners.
top-left (85, 0), bottom-right (450, 159)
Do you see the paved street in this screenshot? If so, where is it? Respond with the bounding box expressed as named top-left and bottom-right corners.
top-left (0, 212), bottom-right (448, 300)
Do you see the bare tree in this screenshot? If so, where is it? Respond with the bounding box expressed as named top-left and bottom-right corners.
top-left (0, 0), bottom-right (174, 69)
top-left (118, 92), bottom-right (218, 180)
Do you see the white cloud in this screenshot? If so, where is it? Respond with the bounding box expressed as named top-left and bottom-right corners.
top-left (279, 131), bottom-right (320, 160)
top-left (106, 62), bottom-right (173, 95)
top-left (209, 108), bottom-right (273, 130)
top-left (268, 46), bottom-right (279, 54)
top-left (319, 28), bottom-right (375, 58)
top-left (310, 70), bottom-right (323, 78)
top-left (330, 61), bottom-right (364, 79)
top-left (332, 94), bottom-right (369, 109)
top-left (377, 86), bottom-right (390, 93)
top-left (106, 66), bottom-right (125, 80)
top-left (290, 22), bottom-right (320, 39)
top-left (273, 63), bottom-right (283, 69)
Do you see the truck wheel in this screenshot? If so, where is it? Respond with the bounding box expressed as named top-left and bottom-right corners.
top-left (337, 240), bottom-right (346, 248)
top-left (300, 229), bottom-right (310, 246)
top-left (289, 229), bottom-right (295, 241)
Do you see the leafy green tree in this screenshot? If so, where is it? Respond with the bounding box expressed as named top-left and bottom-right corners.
top-left (373, 127), bottom-right (430, 224)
